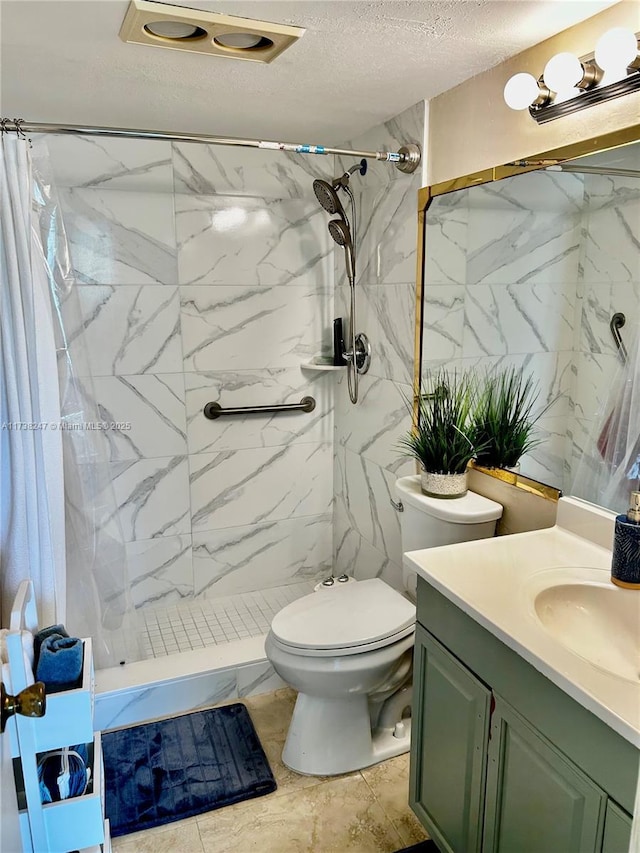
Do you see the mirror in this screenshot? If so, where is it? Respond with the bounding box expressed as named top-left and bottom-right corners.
top-left (420, 137), bottom-right (639, 503)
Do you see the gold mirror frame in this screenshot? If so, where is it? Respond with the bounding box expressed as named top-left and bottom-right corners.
top-left (413, 123), bottom-right (640, 503)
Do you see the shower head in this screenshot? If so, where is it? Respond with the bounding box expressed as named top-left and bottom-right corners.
top-left (313, 159), bottom-right (367, 214)
top-left (313, 180), bottom-right (344, 216)
top-left (328, 219), bottom-right (352, 248)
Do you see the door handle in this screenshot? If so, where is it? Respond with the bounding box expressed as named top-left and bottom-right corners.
top-left (1, 682), bottom-right (46, 733)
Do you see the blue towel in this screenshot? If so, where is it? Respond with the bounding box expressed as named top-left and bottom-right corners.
top-left (38, 743), bottom-right (89, 803)
top-left (36, 635), bottom-right (83, 692)
top-left (33, 624), bottom-right (69, 667)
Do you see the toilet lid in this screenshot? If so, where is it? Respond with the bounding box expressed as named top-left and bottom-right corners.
top-left (271, 578), bottom-right (415, 651)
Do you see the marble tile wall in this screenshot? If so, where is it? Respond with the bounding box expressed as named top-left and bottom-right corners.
top-left (332, 102), bottom-right (425, 591)
top-left (41, 134), bottom-right (337, 612)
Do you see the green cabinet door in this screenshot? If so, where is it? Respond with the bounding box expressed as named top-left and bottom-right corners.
top-left (482, 696), bottom-right (606, 853)
top-left (410, 625), bottom-right (491, 853)
top-left (602, 800), bottom-right (632, 853)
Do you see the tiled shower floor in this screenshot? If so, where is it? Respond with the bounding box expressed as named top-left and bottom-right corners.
top-left (138, 581), bottom-right (316, 658)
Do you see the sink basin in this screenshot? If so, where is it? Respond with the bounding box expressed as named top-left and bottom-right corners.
top-left (534, 582), bottom-right (640, 682)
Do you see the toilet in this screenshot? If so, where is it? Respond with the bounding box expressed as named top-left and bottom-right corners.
top-left (265, 474), bottom-right (503, 776)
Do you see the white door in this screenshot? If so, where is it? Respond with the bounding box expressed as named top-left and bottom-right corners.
top-left (0, 689), bottom-right (23, 853)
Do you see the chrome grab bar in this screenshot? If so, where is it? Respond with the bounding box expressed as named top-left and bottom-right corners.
top-left (610, 312), bottom-right (628, 364)
top-left (203, 396), bottom-right (316, 420)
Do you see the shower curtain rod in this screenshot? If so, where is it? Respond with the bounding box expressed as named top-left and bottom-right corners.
top-left (546, 164), bottom-right (640, 178)
top-left (1, 119), bottom-right (421, 174)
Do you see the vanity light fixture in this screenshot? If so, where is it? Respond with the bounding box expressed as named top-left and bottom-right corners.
top-left (504, 27), bottom-right (640, 123)
top-left (120, 0), bottom-right (304, 64)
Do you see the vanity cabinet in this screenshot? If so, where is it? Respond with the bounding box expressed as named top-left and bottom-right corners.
top-left (602, 802), bottom-right (633, 853)
top-left (411, 625), bottom-right (490, 853)
top-left (410, 578), bottom-right (637, 853)
top-left (482, 698), bottom-right (606, 852)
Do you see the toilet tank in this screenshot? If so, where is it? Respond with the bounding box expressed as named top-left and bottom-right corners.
top-left (395, 475), bottom-right (503, 597)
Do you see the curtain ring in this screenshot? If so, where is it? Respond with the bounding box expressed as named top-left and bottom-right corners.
top-left (9, 118), bottom-right (32, 148)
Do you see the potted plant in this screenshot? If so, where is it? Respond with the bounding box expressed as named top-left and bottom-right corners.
top-left (470, 366), bottom-right (547, 475)
top-left (398, 368), bottom-right (481, 498)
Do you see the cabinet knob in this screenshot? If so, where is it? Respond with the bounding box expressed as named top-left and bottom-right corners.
top-left (1, 681), bottom-right (46, 732)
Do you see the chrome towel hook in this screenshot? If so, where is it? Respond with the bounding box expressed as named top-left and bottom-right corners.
top-left (610, 312), bottom-right (628, 363)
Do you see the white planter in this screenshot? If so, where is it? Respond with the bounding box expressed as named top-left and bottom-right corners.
top-left (420, 470), bottom-right (468, 499)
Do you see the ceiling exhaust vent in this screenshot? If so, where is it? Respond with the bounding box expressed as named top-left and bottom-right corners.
top-left (119, 0), bottom-right (305, 64)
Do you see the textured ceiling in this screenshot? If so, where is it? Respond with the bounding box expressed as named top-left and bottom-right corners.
top-left (0, 0), bottom-right (620, 144)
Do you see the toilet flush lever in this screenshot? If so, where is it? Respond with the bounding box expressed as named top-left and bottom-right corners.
top-left (390, 497), bottom-right (404, 512)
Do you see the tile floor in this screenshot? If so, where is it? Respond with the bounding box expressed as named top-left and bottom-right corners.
top-left (138, 582), bottom-right (316, 658)
top-left (110, 687), bottom-right (429, 853)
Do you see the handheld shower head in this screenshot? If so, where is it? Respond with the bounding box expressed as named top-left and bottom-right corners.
top-left (328, 219), bottom-right (355, 281)
top-left (328, 219), bottom-right (351, 248)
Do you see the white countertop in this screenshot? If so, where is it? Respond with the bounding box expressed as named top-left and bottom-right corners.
top-left (404, 497), bottom-right (640, 748)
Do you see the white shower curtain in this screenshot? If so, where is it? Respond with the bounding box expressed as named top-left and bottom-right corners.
top-left (571, 316), bottom-right (640, 514)
top-left (0, 134), bottom-right (66, 627)
top-left (1, 132), bottom-right (140, 667)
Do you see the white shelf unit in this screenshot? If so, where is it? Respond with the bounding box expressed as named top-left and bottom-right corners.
top-left (82, 820), bottom-right (111, 853)
top-left (6, 581), bottom-right (111, 853)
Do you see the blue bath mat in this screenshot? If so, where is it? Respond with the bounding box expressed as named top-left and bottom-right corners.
top-left (102, 703), bottom-right (276, 837)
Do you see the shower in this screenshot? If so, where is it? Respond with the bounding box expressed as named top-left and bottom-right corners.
top-left (313, 160), bottom-right (371, 404)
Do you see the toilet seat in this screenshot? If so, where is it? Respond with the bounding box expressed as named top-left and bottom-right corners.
top-left (270, 578), bottom-right (416, 658)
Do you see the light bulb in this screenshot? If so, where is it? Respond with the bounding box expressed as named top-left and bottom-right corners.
top-left (543, 53), bottom-right (584, 92)
top-left (144, 20), bottom-right (205, 39)
top-left (595, 27), bottom-right (639, 78)
top-left (503, 73), bottom-right (545, 110)
top-left (214, 32), bottom-right (265, 49)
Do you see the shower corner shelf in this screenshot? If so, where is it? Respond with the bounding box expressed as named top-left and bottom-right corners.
top-left (301, 357), bottom-right (346, 372)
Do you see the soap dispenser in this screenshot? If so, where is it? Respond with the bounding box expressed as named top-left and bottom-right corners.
top-left (611, 490), bottom-right (640, 589)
